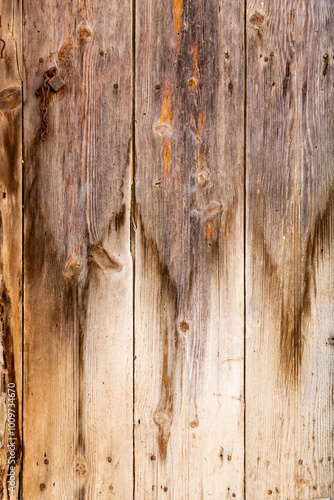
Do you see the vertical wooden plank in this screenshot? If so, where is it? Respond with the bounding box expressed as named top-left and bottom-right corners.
top-left (23, 0), bottom-right (132, 497)
top-left (135, 0), bottom-right (245, 497)
top-left (246, 1), bottom-right (334, 498)
top-left (0, 0), bottom-right (22, 498)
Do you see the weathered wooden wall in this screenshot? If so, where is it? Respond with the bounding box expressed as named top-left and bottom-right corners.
top-left (0, 0), bottom-right (332, 498)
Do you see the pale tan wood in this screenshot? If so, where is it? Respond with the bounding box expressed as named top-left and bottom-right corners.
top-left (0, 0), bottom-right (22, 497)
top-left (23, 0), bottom-right (133, 498)
top-left (134, 0), bottom-right (245, 497)
top-left (246, 1), bottom-right (334, 498)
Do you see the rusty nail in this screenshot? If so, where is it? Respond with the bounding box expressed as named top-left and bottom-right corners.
top-left (35, 67), bottom-right (64, 141)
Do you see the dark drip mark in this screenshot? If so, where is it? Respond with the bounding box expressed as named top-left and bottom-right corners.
top-left (0, 38), bottom-right (5, 59)
top-left (0, 279), bottom-right (22, 498)
top-left (286, 60), bottom-right (290, 78)
top-left (323, 53), bottom-right (329, 76)
top-left (252, 188), bottom-right (334, 382)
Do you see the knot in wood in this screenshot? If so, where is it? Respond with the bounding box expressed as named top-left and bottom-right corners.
top-left (249, 11), bottom-right (265, 28)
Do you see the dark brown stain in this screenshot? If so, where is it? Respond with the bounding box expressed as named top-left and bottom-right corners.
top-left (137, 194), bottom-right (236, 460)
top-left (323, 53), bottom-right (329, 76)
top-left (109, 138), bottom-right (131, 236)
top-left (252, 187), bottom-right (334, 382)
top-left (76, 264), bottom-right (91, 459)
top-left (153, 326), bottom-right (174, 461)
top-left (115, 203), bottom-right (126, 232)
top-left (79, 485), bottom-right (86, 500)
top-left (25, 147), bottom-right (91, 472)
top-left (24, 169), bottom-right (59, 286)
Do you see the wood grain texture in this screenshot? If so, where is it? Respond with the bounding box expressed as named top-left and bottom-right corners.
top-left (134, 0), bottom-right (245, 497)
top-left (246, 0), bottom-right (334, 498)
top-left (23, 0), bottom-right (132, 498)
top-left (0, 0), bottom-right (22, 497)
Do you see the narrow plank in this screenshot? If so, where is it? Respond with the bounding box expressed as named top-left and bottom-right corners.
top-left (23, 0), bottom-right (132, 498)
top-left (135, 0), bottom-right (245, 497)
top-left (246, 1), bottom-right (334, 497)
top-left (0, 1), bottom-right (22, 498)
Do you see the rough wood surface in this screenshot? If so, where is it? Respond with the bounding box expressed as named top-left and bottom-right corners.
top-left (134, 0), bottom-right (245, 497)
top-left (0, 0), bottom-right (22, 498)
top-left (23, 1), bottom-right (132, 498)
top-left (246, 1), bottom-right (334, 498)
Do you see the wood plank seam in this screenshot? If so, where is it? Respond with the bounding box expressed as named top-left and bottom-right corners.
top-left (131, 0), bottom-right (137, 496)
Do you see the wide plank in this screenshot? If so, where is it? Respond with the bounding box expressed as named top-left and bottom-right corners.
top-left (246, 1), bottom-right (334, 497)
top-left (0, 1), bottom-right (22, 498)
top-left (134, 0), bottom-right (245, 497)
top-left (23, 1), bottom-right (133, 498)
